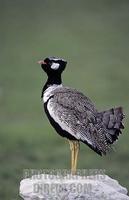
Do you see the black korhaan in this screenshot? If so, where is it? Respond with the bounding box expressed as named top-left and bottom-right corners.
top-left (38, 56), bottom-right (124, 175)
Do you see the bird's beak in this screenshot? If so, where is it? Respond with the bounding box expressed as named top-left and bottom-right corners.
top-left (37, 60), bottom-right (46, 65)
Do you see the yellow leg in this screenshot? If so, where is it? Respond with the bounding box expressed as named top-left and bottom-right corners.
top-left (68, 140), bottom-right (80, 175)
top-left (73, 141), bottom-right (80, 174)
top-left (68, 140), bottom-right (75, 174)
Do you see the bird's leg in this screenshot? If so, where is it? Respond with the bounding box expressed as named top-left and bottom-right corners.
top-left (68, 140), bottom-right (80, 175)
top-left (73, 140), bottom-right (80, 175)
top-left (68, 140), bottom-right (75, 175)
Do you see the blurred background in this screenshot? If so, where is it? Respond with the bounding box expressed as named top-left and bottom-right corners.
top-left (0, 0), bottom-right (129, 199)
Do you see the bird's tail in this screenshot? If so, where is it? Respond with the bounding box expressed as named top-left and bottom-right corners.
top-left (97, 107), bottom-right (125, 145)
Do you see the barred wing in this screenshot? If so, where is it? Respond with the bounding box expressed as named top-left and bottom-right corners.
top-left (46, 87), bottom-right (109, 155)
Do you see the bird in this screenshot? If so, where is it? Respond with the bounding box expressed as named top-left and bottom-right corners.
top-left (38, 56), bottom-right (124, 175)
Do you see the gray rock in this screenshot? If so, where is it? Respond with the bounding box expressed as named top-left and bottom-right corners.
top-left (19, 174), bottom-right (129, 200)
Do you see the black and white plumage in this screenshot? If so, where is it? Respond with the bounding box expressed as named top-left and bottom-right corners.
top-left (38, 56), bottom-right (124, 173)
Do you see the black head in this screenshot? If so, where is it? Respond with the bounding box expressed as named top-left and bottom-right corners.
top-left (38, 56), bottom-right (67, 75)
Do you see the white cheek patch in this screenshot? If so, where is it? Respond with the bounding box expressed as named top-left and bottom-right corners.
top-left (51, 63), bottom-right (60, 70)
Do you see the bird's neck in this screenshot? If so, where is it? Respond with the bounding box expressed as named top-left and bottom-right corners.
top-left (42, 73), bottom-right (62, 97)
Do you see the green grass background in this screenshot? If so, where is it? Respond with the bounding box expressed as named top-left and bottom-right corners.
top-left (0, 0), bottom-right (129, 199)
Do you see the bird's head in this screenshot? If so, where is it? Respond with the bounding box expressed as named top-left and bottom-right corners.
top-left (38, 56), bottom-right (67, 75)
